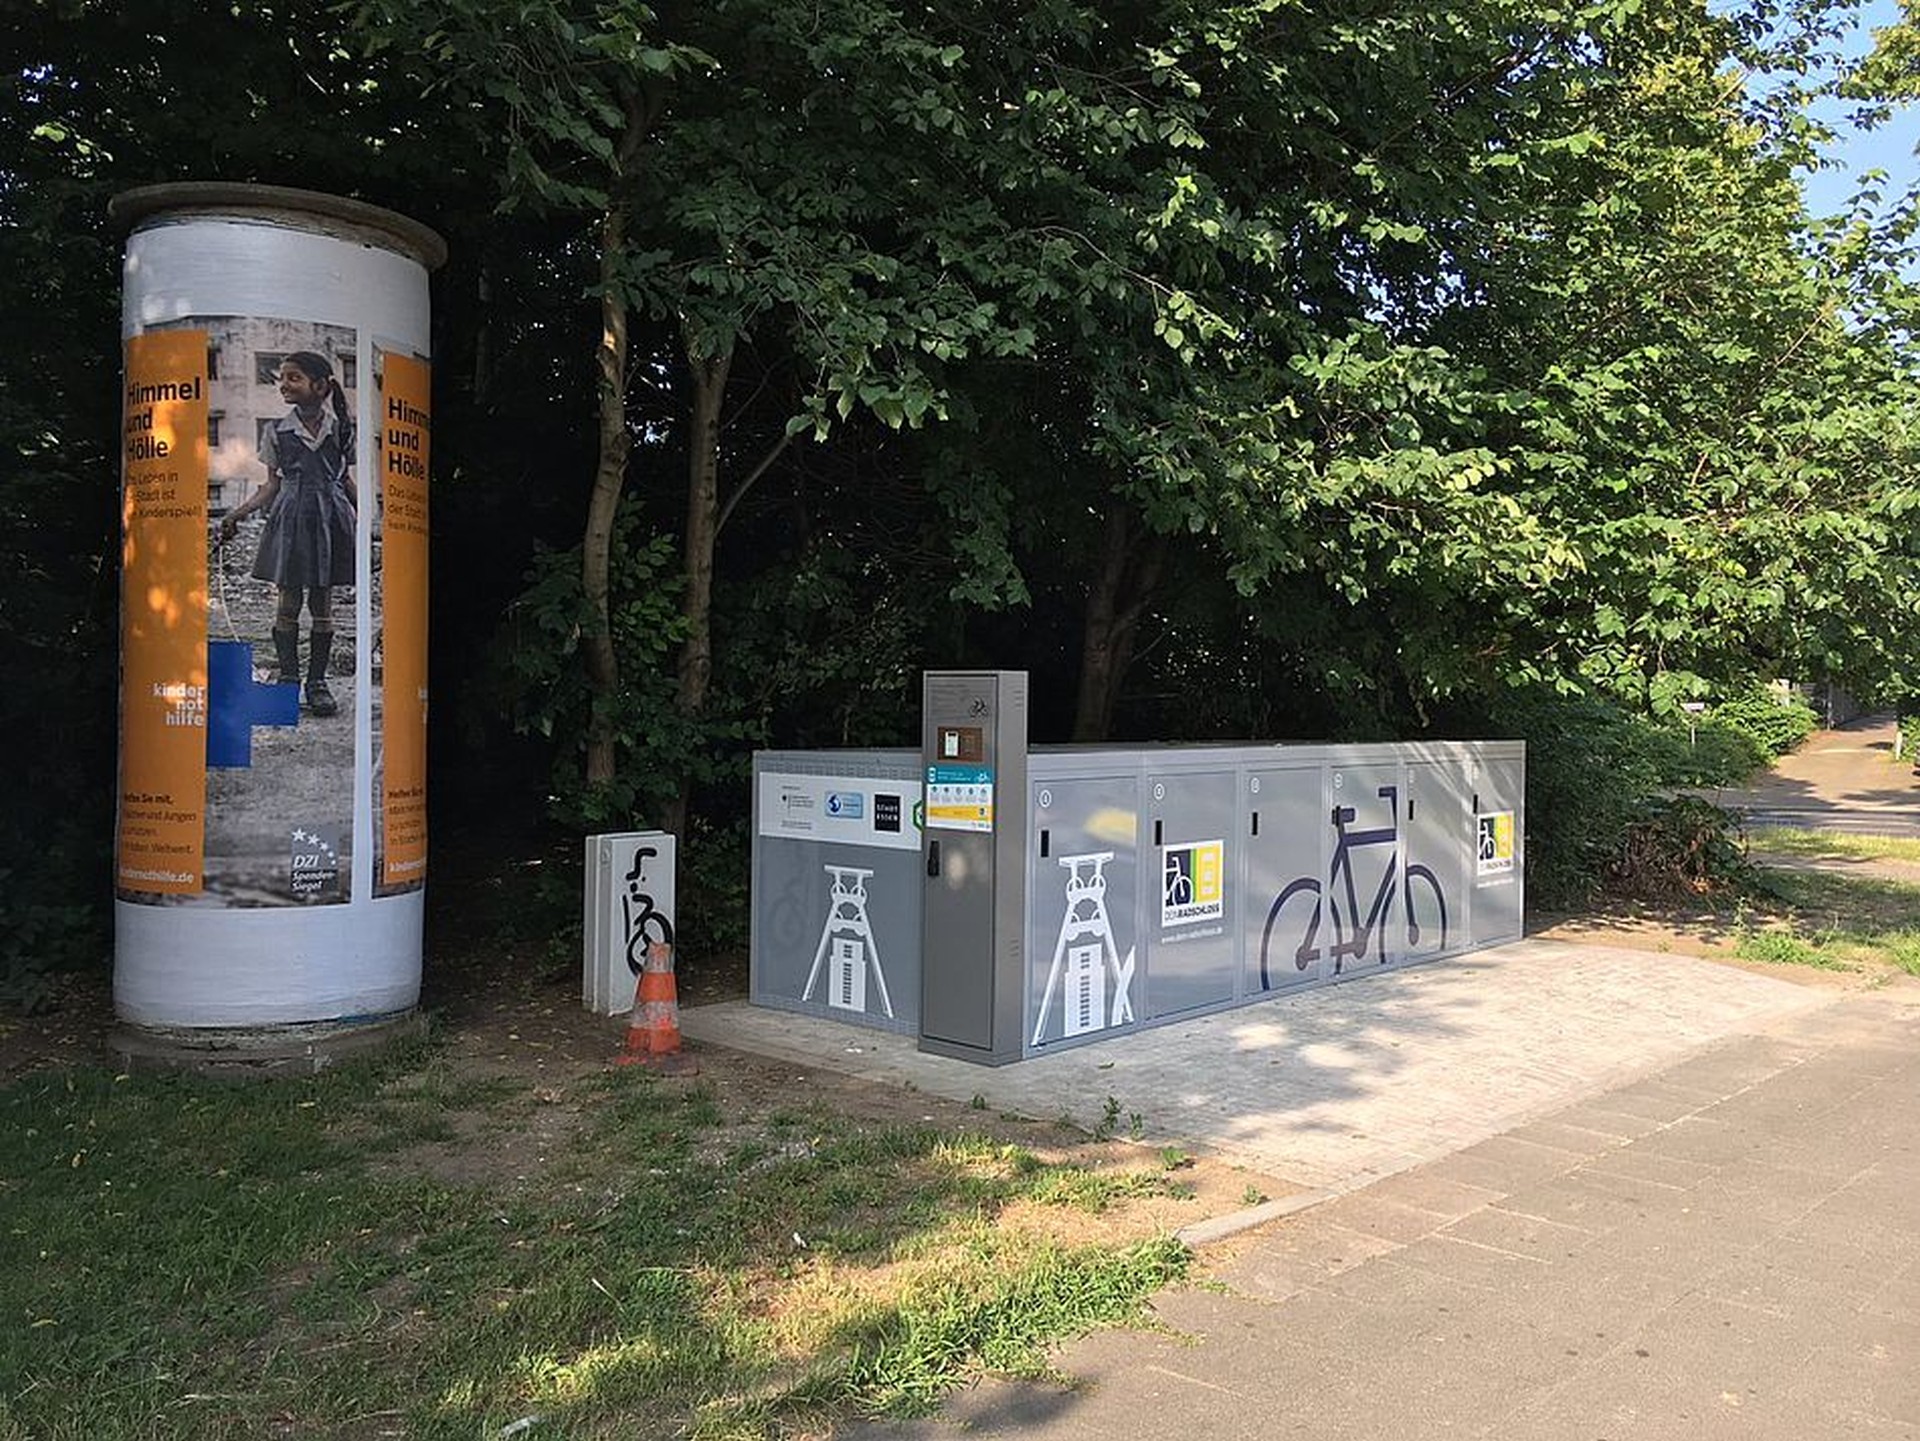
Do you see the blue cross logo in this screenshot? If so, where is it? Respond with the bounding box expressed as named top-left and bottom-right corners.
top-left (206, 639), bottom-right (299, 768)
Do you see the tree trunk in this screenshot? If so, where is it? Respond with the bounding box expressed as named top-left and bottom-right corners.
top-left (581, 204), bottom-right (630, 788)
top-left (472, 265), bottom-right (493, 401)
top-left (678, 337), bottom-right (733, 720)
top-left (579, 92), bottom-right (656, 793)
top-left (1071, 508), bottom-right (1165, 742)
top-left (661, 335), bottom-right (734, 839)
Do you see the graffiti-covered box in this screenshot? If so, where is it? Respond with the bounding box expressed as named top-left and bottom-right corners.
top-left (751, 751), bottom-right (925, 1035)
top-left (584, 831), bottom-right (677, 1015)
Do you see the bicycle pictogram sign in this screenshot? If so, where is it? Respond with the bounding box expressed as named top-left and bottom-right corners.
top-left (1258, 785), bottom-right (1448, 989)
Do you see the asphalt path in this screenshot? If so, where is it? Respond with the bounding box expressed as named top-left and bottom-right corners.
top-left (1707, 713), bottom-right (1920, 838)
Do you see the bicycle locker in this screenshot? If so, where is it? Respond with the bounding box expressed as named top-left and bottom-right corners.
top-left (744, 673), bottom-right (1526, 1066)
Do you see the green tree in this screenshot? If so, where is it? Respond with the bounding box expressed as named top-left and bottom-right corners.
top-left (1849, 0), bottom-right (1920, 100)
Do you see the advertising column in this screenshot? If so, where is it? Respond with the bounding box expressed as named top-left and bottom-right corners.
top-left (111, 184), bottom-right (445, 1043)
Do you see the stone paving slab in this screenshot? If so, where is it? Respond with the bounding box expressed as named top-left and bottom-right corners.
top-left (844, 978), bottom-right (1920, 1441)
top-left (681, 938), bottom-right (1836, 1192)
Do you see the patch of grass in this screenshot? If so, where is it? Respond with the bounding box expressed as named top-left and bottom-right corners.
top-left (1732, 870), bottom-right (1920, 977)
top-left (1732, 929), bottom-right (1854, 971)
top-left (767, 1232), bottom-right (1188, 1425)
top-left (1026, 1166), bottom-right (1193, 1213)
top-left (1, 1048), bottom-right (1193, 1440)
top-left (1748, 830), bottom-right (1920, 866)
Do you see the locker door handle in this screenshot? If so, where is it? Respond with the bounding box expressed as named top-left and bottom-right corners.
top-left (1408, 797), bottom-right (1416, 820)
top-left (926, 840), bottom-right (940, 878)
top-left (1250, 811), bottom-right (1260, 837)
top-left (1039, 828), bottom-right (1050, 858)
top-left (1153, 819), bottom-right (1163, 847)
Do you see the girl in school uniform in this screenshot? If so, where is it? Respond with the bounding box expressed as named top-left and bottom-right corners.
top-left (219, 351), bottom-right (356, 717)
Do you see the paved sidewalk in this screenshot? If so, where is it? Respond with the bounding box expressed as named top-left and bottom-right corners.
top-left (848, 976), bottom-right (1920, 1440)
top-left (681, 940), bottom-right (1837, 1194)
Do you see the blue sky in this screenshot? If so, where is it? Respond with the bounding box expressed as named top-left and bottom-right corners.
top-left (1795, 0), bottom-right (1918, 222)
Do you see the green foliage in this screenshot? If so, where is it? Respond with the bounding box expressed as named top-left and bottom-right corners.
top-left (1477, 690), bottom-right (1668, 907)
top-left (1707, 687), bottom-right (1819, 759)
top-left (677, 813), bottom-right (751, 962)
top-left (346, 0), bottom-right (713, 214)
top-left (0, 892), bottom-right (103, 1013)
top-left (1667, 720), bottom-right (1770, 787)
top-left (491, 511), bottom-right (702, 829)
top-left (1638, 685), bottom-right (1818, 790)
top-left (1844, 0), bottom-right (1920, 102)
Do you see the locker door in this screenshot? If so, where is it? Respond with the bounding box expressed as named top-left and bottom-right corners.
top-left (1321, 761), bottom-right (1402, 973)
top-left (1470, 754), bottom-right (1525, 947)
top-left (1244, 765), bottom-right (1327, 993)
top-left (1144, 770), bottom-right (1236, 1018)
top-left (1403, 761), bottom-right (1468, 964)
top-left (1028, 777), bottom-right (1140, 1049)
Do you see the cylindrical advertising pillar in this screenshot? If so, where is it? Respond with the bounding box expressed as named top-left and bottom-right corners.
top-left (109, 183), bottom-right (444, 1059)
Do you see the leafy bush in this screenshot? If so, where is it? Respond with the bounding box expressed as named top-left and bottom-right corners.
top-left (1474, 690), bottom-right (1660, 908)
top-left (677, 812), bottom-right (751, 963)
top-left (1707, 686), bottom-right (1817, 760)
top-left (1662, 717), bottom-right (1767, 786)
top-left (489, 514), bottom-right (705, 831)
top-left (1900, 713), bottom-right (1920, 765)
top-left (0, 890), bottom-right (107, 1012)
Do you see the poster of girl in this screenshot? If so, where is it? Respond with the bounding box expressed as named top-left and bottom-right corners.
top-left (178, 314), bottom-right (360, 907)
top-left (219, 349), bottom-right (357, 716)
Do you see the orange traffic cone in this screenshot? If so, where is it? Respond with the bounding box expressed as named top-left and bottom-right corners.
top-left (615, 940), bottom-right (698, 1075)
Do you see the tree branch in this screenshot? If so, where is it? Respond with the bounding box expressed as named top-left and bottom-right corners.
top-left (716, 427), bottom-right (797, 539)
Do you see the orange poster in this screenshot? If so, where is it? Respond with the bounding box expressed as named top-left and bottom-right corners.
top-left (117, 330), bottom-right (210, 894)
top-left (379, 351), bottom-right (430, 888)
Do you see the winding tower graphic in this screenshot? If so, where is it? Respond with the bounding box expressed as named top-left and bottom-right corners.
top-left (1032, 852), bottom-right (1135, 1044)
top-left (801, 865), bottom-right (893, 1018)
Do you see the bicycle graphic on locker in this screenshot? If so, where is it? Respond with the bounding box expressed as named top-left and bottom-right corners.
top-left (1258, 784), bottom-right (1448, 989)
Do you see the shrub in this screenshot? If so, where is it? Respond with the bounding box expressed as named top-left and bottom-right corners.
top-left (1663, 717), bottom-right (1767, 786)
top-left (1707, 686), bottom-right (1818, 760)
top-left (1473, 690), bottom-right (1669, 909)
top-left (0, 891), bottom-right (107, 1012)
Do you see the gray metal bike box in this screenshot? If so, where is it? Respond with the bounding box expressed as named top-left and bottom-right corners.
top-left (750, 749), bottom-right (925, 1035)
top-left (750, 738), bottom-right (1526, 1063)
